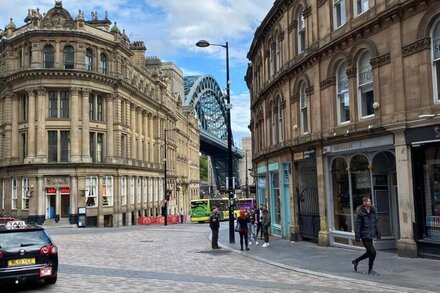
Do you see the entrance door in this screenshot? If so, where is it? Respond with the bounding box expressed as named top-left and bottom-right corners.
top-left (61, 194), bottom-right (70, 218)
top-left (281, 163), bottom-right (291, 238)
top-left (298, 160), bottom-right (320, 242)
top-left (47, 195), bottom-right (56, 218)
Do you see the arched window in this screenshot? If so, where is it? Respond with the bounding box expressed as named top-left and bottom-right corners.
top-left (43, 44), bottom-right (54, 68)
top-left (298, 7), bottom-right (306, 53)
top-left (432, 21), bottom-right (440, 102)
top-left (272, 98), bottom-right (282, 144)
top-left (299, 83), bottom-right (308, 134)
top-left (337, 62), bottom-right (350, 123)
top-left (63, 45), bottom-right (74, 69)
top-left (100, 53), bottom-right (108, 75)
top-left (357, 51), bottom-right (374, 118)
top-left (85, 48), bottom-right (93, 71)
top-left (276, 34), bottom-right (281, 72)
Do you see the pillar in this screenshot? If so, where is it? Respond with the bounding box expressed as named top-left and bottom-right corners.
top-left (70, 87), bottom-right (81, 162)
top-left (36, 87), bottom-right (47, 163)
top-left (11, 93), bottom-right (19, 162)
top-left (106, 94), bottom-right (115, 163)
top-left (130, 103), bottom-right (136, 163)
top-left (137, 108), bottom-right (143, 164)
top-left (81, 88), bottom-right (92, 162)
top-left (25, 88), bottom-right (36, 163)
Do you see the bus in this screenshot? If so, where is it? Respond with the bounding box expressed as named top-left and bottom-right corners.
top-left (234, 198), bottom-right (256, 218)
top-left (190, 198), bottom-right (229, 223)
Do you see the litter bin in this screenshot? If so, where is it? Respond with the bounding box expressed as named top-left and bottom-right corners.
top-left (77, 207), bottom-right (87, 228)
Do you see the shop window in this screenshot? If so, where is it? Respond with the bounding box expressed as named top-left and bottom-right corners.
top-left (102, 176), bottom-right (113, 207)
top-left (350, 154), bottom-right (371, 212)
top-left (357, 51), bottom-right (374, 118)
top-left (120, 176), bottom-right (127, 206)
top-left (63, 45), bottom-right (74, 69)
top-left (11, 178), bottom-right (17, 210)
top-left (432, 21), bottom-right (440, 102)
top-left (86, 176), bottom-right (98, 207)
top-left (129, 177), bottom-right (135, 204)
top-left (137, 177), bottom-right (142, 203)
top-left (424, 147), bottom-right (440, 240)
top-left (337, 62), bottom-right (350, 124)
top-left (43, 44), bottom-right (54, 68)
top-left (22, 177), bottom-right (29, 210)
top-left (332, 157), bottom-right (351, 232)
top-left (143, 177), bottom-right (148, 203)
top-left (270, 171), bottom-right (280, 225)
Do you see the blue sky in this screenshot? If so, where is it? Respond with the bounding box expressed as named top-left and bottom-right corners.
top-left (0, 0), bottom-right (274, 147)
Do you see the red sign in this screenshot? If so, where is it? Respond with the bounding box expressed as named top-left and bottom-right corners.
top-left (60, 187), bottom-right (70, 194)
top-left (46, 188), bottom-right (56, 194)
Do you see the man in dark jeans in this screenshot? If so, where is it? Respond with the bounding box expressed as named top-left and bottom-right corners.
top-left (352, 196), bottom-right (381, 276)
top-left (209, 206), bottom-right (221, 249)
top-left (256, 204), bottom-right (263, 239)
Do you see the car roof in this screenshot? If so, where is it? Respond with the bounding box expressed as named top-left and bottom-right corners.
top-left (0, 221), bottom-right (45, 233)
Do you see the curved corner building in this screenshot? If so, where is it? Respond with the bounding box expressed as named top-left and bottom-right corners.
top-left (0, 2), bottom-right (200, 227)
top-left (246, 0), bottom-right (440, 258)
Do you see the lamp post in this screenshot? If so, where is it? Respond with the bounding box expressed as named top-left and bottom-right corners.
top-left (196, 40), bottom-right (234, 243)
top-left (163, 128), bottom-right (178, 226)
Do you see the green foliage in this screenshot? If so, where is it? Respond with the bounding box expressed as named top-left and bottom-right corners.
top-left (200, 154), bottom-right (208, 182)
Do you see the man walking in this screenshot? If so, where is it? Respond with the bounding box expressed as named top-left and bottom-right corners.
top-left (261, 204), bottom-right (271, 247)
top-left (352, 196), bottom-right (381, 276)
top-left (209, 206), bottom-right (221, 249)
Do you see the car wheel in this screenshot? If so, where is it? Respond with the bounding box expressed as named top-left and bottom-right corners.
top-left (45, 275), bottom-right (57, 285)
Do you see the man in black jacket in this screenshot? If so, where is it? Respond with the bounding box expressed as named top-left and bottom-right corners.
top-left (209, 206), bottom-right (221, 249)
top-left (352, 196), bottom-right (381, 276)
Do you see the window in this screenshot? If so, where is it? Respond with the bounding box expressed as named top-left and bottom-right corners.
top-left (43, 44), bottom-right (54, 68)
top-left (102, 176), bottom-right (113, 207)
top-left (270, 171), bottom-right (280, 225)
top-left (22, 177), bottom-right (29, 210)
top-left (333, 0), bottom-right (346, 29)
top-left (129, 177), bottom-right (135, 204)
top-left (48, 91), bottom-right (70, 118)
top-left (143, 177), bottom-right (148, 203)
top-left (354, 0), bottom-right (369, 17)
top-left (89, 132), bottom-right (104, 163)
top-left (100, 53), bottom-right (108, 75)
top-left (137, 177), bottom-right (142, 203)
top-left (337, 62), bottom-right (350, 123)
top-left (298, 7), bottom-right (306, 53)
top-left (276, 37), bottom-right (281, 72)
top-left (272, 102), bottom-right (278, 144)
top-left (85, 48), bottom-right (93, 71)
top-left (29, 47), bottom-right (32, 68)
top-left (432, 21), bottom-right (440, 102)
top-left (48, 130), bottom-right (70, 162)
top-left (12, 178), bottom-right (17, 210)
top-left (20, 133), bottom-right (27, 161)
top-left (299, 83), bottom-right (309, 134)
top-left (357, 51), bottom-right (374, 118)
top-left (120, 176), bottom-right (127, 205)
top-left (86, 176), bottom-right (98, 207)
top-left (20, 93), bottom-right (28, 121)
top-left (89, 94), bottom-right (104, 121)
top-left (63, 45), bottom-right (74, 69)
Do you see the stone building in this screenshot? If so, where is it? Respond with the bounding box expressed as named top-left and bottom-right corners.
top-left (0, 2), bottom-right (200, 227)
top-left (238, 137), bottom-right (254, 196)
top-left (246, 0), bottom-right (440, 258)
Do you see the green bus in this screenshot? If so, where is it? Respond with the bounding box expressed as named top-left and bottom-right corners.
top-left (190, 198), bottom-right (229, 223)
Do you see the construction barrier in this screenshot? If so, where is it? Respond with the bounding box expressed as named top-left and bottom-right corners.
top-left (156, 216), bottom-right (164, 224)
top-left (137, 216), bottom-right (146, 225)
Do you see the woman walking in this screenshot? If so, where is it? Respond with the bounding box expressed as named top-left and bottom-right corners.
top-left (237, 210), bottom-right (250, 251)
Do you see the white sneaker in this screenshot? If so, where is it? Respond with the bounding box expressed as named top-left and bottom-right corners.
top-left (249, 242), bottom-right (252, 246)
top-left (266, 243), bottom-right (270, 247)
top-left (262, 243), bottom-right (268, 248)
top-left (255, 241), bottom-right (259, 246)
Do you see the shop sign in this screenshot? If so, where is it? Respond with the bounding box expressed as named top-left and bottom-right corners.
top-left (294, 149), bottom-right (315, 161)
top-left (405, 125), bottom-right (440, 144)
top-left (60, 187), bottom-right (70, 194)
top-left (323, 135), bottom-right (393, 154)
top-left (46, 187), bottom-right (56, 194)
top-left (257, 176), bottom-right (266, 189)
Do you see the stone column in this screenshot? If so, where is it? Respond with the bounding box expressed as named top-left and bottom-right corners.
top-left (316, 145), bottom-right (329, 246)
top-left (11, 93), bottom-right (19, 162)
top-left (106, 94), bottom-right (115, 163)
top-left (137, 108), bottom-right (143, 164)
top-left (25, 88), bottom-right (36, 163)
top-left (97, 176), bottom-right (104, 228)
top-left (143, 111), bottom-right (149, 163)
top-left (36, 87), bottom-right (47, 163)
top-left (149, 114), bottom-right (154, 162)
top-left (81, 88), bottom-right (92, 162)
top-left (130, 104), bottom-right (137, 163)
top-left (55, 187), bottom-right (61, 223)
top-left (70, 88), bottom-right (81, 162)
top-left (37, 176), bottom-right (45, 224)
top-left (70, 175), bottom-right (78, 225)
top-left (394, 130), bottom-right (417, 257)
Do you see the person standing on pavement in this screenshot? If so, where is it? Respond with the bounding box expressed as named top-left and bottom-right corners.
top-left (261, 204), bottom-right (271, 247)
top-left (209, 206), bottom-right (221, 249)
top-left (237, 209), bottom-right (250, 251)
top-left (179, 208), bottom-right (185, 224)
top-left (247, 208), bottom-right (258, 246)
top-left (256, 204), bottom-right (263, 239)
top-left (352, 196), bottom-right (381, 276)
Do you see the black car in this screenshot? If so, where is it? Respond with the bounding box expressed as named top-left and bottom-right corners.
top-left (0, 221), bottom-right (58, 286)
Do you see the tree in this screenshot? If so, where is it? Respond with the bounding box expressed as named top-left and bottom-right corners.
top-left (199, 154), bottom-right (208, 182)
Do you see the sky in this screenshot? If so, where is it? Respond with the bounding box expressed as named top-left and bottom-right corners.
top-left (0, 0), bottom-right (274, 148)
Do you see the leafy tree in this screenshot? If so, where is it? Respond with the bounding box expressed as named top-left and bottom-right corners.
top-left (199, 154), bottom-right (208, 182)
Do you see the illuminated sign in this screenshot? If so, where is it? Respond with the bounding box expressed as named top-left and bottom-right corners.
top-left (46, 188), bottom-right (56, 194)
top-left (60, 187), bottom-right (70, 194)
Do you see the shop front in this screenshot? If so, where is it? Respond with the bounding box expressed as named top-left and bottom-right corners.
top-left (324, 135), bottom-right (399, 250)
top-left (406, 125), bottom-right (440, 258)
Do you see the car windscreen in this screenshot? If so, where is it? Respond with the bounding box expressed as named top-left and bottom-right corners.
top-left (0, 230), bottom-right (51, 249)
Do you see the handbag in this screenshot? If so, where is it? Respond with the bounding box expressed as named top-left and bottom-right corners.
top-left (234, 221), bottom-right (240, 232)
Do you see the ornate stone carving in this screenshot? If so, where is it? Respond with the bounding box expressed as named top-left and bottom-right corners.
top-left (44, 175), bottom-right (70, 186)
top-left (317, 0), bottom-right (327, 8)
top-left (346, 67), bottom-right (357, 78)
top-left (288, 23), bottom-right (295, 33)
top-left (303, 7), bottom-right (312, 18)
top-left (290, 93), bottom-right (300, 104)
top-left (320, 77), bottom-right (336, 90)
top-left (401, 38), bottom-right (431, 57)
top-left (82, 88), bottom-right (92, 96)
top-left (370, 53), bottom-right (391, 68)
top-left (305, 85), bottom-right (314, 96)
top-left (26, 88), bottom-right (36, 96)
top-left (41, 2), bottom-right (75, 29)
top-left (278, 31), bottom-right (285, 41)
top-left (70, 87), bottom-right (80, 96)
top-left (36, 87), bottom-right (46, 96)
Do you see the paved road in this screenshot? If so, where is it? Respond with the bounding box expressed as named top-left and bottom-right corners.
top-left (5, 224), bottom-right (427, 292)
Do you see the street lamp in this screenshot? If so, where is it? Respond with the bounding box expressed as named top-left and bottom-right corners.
top-left (196, 39), bottom-right (235, 243)
top-left (163, 128), bottom-right (179, 226)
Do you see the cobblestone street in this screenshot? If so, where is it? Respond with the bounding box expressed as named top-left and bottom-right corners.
top-left (7, 224), bottom-right (427, 292)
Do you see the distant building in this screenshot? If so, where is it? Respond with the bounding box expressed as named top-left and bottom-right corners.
top-left (238, 137), bottom-right (253, 197)
top-left (246, 0), bottom-right (440, 258)
top-left (0, 2), bottom-right (199, 227)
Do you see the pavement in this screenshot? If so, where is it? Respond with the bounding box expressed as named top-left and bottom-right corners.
top-left (218, 227), bottom-right (440, 292)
